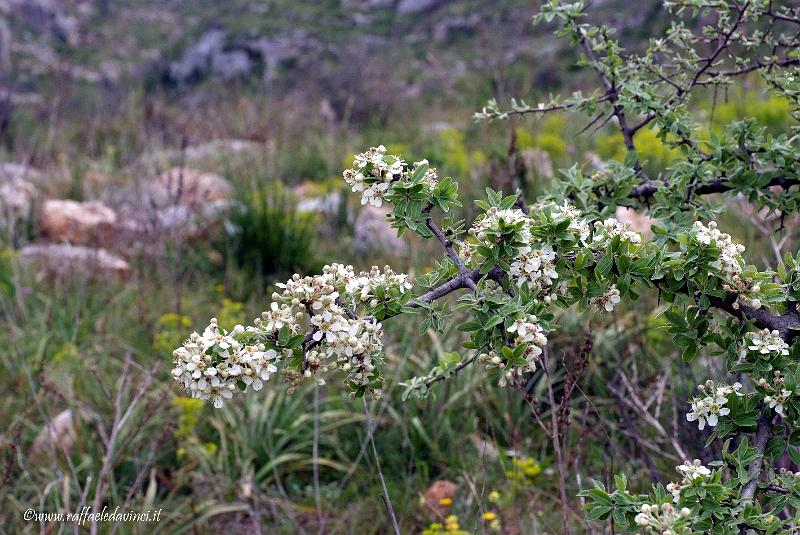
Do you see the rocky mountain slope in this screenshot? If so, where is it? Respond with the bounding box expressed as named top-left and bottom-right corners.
top-left (0, 0), bottom-right (663, 115)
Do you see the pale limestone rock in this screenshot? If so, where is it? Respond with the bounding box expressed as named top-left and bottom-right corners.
top-left (352, 205), bottom-right (407, 255)
top-left (40, 199), bottom-right (117, 247)
top-left (20, 244), bottom-right (130, 280)
top-left (152, 167), bottom-right (232, 207)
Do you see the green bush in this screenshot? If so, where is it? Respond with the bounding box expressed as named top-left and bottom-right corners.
top-left (221, 182), bottom-right (321, 284)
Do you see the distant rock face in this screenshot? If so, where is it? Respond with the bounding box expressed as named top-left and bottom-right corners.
top-left (352, 205), bottom-right (407, 255)
top-left (432, 13), bottom-right (480, 42)
top-left (245, 31), bottom-right (321, 78)
top-left (396, 0), bottom-right (452, 14)
top-left (167, 29), bottom-right (228, 84)
top-left (151, 168), bottom-right (232, 207)
top-left (211, 49), bottom-right (253, 79)
top-left (20, 244), bottom-right (131, 280)
top-left (165, 29), bottom-right (321, 85)
top-left (40, 199), bottom-right (118, 247)
top-left (0, 0), bottom-right (80, 45)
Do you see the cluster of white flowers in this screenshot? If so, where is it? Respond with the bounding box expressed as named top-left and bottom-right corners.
top-left (692, 221), bottom-right (745, 276)
top-left (591, 218), bottom-right (642, 248)
top-left (509, 244), bottom-right (558, 293)
top-left (268, 265), bottom-right (392, 396)
top-left (172, 319), bottom-right (279, 408)
top-left (685, 380), bottom-right (743, 430)
top-left (745, 328), bottom-right (790, 356)
top-left (508, 315), bottom-right (548, 366)
top-left (551, 201), bottom-right (591, 245)
top-left (590, 284), bottom-right (621, 312)
top-left (468, 207), bottom-right (532, 247)
top-left (173, 264), bottom-right (413, 406)
top-left (342, 146), bottom-right (438, 207)
top-left (342, 265), bottom-right (413, 305)
top-left (765, 389), bottom-right (792, 416)
top-left (477, 316), bottom-right (549, 387)
top-left (342, 145), bottom-right (401, 207)
top-left (634, 503), bottom-right (691, 534)
top-left (666, 460), bottom-right (712, 502)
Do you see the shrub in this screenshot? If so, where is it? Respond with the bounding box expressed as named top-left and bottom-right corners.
top-left (171, 1), bottom-right (800, 533)
top-left (220, 182), bottom-right (320, 284)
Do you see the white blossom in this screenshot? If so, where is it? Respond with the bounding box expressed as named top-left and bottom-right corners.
top-left (633, 503), bottom-right (691, 533)
top-left (469, 207), bottom-right (531, 248)
top-left (765, 389), bottom-right (792, 416)
top-left (746, 328), bottom-right (790, 356)
top-left (590, 284), bottom-right (621, 312)
top-left (666, 460), bottom-right (712, 503)
top-left (509, 244), bottom-right (558, 293)
top-left (171, 318), bottom-right (281, 407)
top-left (342, 147), bottom-right (439, 208)
top-left (173, 263), bottom-right (411, 405)
top-left (692, 221), bottom-right (745, 276)
top-left (506, 314), bottom-right (548, 375)
top-left (592, 218), bottom-right (642, 247)
top-left (685, 380), bottom-right (740, 430)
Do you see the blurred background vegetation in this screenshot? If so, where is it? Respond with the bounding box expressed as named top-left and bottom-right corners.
top-left (0, 1), bottom-right (797, 533)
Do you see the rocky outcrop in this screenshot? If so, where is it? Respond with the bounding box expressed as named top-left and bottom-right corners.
top-left (0, 163), bottom-right (43, 183)
top-left (0, 0), bottom-right (80, 45)
top-left (396, 0), bottom-right (453, 15)
top-left (352, 205), bottom-right (407, 255)
top-left (20, 244), bottom-right (131, 280)
top-left (165, 29), bottom-right (322, 85)
top-left (150, 167), bottom-right (233, 207)
top-left (167, 29), bottom-right (229, 84)
top-left (39, 199), bottom-right (118, 247)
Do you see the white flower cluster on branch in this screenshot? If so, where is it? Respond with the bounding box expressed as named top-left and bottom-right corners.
top-left (172, 264), bottom-right (413, 405)
top-left (666, 459), bottom-right (712, 502)
top-left (507, 315), bottom-right (548, 368)
top-left (590, 284), bottom-right (621, 312)
top-left (171, 318), bottom-right (279, 407)
top-left (342, 145), bottom-right (438, 207)
top-left (460, 201), bottom-right (641, 307)
top-left (634, 502), bottom-right (691, 534)
top-left (685, 380), bottom-right (743, 430)
top-left (692, 221), bottom-right (745, 276)
top-left (592, 218), bottom-right (642, 247)
top-left (746, 328), bottom-right (790, 356)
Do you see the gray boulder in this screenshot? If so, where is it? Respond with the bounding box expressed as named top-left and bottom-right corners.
top-left (396, 0), bottom-right (452, 15)
top-left (167, 29), bottom-right (227, 84)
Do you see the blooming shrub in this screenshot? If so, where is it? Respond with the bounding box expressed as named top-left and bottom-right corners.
top-left (171, 0), bottom-right (800, 531)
